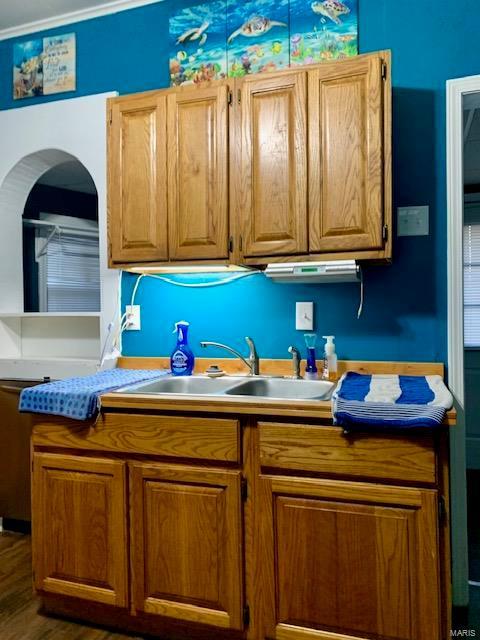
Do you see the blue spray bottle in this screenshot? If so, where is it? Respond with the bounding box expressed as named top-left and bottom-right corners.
top-left (170, 321), bottom-right (195, 376)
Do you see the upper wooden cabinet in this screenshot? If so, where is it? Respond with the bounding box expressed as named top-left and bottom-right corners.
top-left (308, 54), bottom-right (386, 254)
top-left (239, 72), bottom-right (308, 258)
top-left (167, 85), bottom-right (230, 261)
top-left (107, 51), bottom-right (392, 267)
top-left (108, 93), bottom-right (168, 264)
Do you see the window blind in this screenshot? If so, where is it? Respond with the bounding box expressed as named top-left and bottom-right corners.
top-left (43, 231), bottom-right (100, 312)
top-left (464, 223), bottom-right (480, 347)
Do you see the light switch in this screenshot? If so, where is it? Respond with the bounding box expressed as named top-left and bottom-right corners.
top-left (296, 302), bottom-right (314, 331)
top-left (397, 206), bottom-right (429, 236)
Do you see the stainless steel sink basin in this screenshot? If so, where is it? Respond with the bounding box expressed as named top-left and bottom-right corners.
top-left (117, 375), bottom-right (335, 401)
top-left (118, 375), bottom-right (245, 395)
top-left (224, 377), bottom-right (335, 401)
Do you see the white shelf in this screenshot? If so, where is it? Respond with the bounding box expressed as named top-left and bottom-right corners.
top-left (0, 356), bottom-right (100, 379)
top-left (0, 312), bottom-right (101, 318)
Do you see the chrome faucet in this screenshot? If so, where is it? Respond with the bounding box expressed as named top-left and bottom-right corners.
top-left (288, 346), bottom-right (302, 379)
top-left (200, 337), bottom-right (259, 376)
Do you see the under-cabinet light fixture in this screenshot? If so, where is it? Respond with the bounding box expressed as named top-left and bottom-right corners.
top-left (125, 265), bottom-right (253, 275)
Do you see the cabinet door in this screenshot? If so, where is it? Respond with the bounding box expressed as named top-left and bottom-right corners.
top-left (239, 72), bottom-right (308, 257)
top-left (167, 85), bottom-right (229, 260)
top-left (262, 475), bottom-right (440, 640)
top-left (130, 462), bottom-right (244, 630)
top-left (309, 54), bottom-right (385, 253)
top-left (109, 93), bottom-right (168, 263)
top-left (32, 453), bottom-right (128, 606)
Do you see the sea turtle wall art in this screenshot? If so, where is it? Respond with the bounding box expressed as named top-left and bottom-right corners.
top-left (290, 0), bottom-right (358, 66)
top-left (169, 0), bottom-right (227, 86)
top-left (227, 0), bottom-right (290, 77)
top-left (168, 0), bottom-right (359, 86)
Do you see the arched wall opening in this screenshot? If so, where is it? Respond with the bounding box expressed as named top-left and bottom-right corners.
top-left (0, 93), bottom-right (117, 378)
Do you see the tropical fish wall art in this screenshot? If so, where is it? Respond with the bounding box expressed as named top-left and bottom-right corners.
top-left (168, 0), bottom-right (358, 86)
top-left (227, 0), bottom-right (289, 77)
top-left (13, 33), bottom-right (76, 99)
top-left (169, 1), bottom-right (227, 86)
top-left (290, 0), bottom-right (358, 66)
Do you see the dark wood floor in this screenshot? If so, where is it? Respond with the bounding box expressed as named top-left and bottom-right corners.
top-left (0, 532), bottom-right (144, 640)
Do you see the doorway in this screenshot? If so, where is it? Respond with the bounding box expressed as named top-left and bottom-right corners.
top-left (447, 76), bottom-right (480, 628)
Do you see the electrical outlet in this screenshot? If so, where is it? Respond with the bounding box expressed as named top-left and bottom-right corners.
top-left (296, 302), bottom-right (314, 331)
top-left (125, 305), bottom-right (141, 331)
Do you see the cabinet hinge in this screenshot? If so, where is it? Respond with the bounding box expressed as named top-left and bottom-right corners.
top-left (228, 90), bottom-right (233, 106)
top-left (241, 478), bottom-right (248, 502)
top-left (438, 496), bottom-right (447, 525)
top-left (239, 236), bottom-right (243, 252)
top-left (243, 604), bottom-right (250, 627)
top-left (229, 236), bottom-right (234, 253)
top-left (109, 109), bottom-right (113, 125)
top-left (381, 61), bottom-right (387, 80)
top-left (382, 224), bottom-right (389, 242)
top-left (237, 89), bottom-right (242, 105)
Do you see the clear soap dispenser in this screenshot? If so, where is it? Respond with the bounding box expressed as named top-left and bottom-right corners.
top-left (322, 335), bottom-right (338, 382)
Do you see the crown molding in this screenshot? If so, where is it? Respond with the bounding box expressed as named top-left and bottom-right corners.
top-left (0, 0), bottom-right (165, 41)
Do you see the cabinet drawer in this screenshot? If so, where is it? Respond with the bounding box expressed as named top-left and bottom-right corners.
top-left (259, 422), bottom-right (436, 484)
top-left (33, 414), bottom-right (241, 463)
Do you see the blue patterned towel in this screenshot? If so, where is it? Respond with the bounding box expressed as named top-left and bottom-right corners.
top-left (19, 368), bottom-right (169, 421)
top-left (332, 372), bottom-right (453, 430)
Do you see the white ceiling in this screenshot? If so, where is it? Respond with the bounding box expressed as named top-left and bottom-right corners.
top-left (0, 0), bottom-right (163, 39)
top-left (38, 161), bottom-right (97, 194)
top-left (0, 0), bottom-right (114, 30)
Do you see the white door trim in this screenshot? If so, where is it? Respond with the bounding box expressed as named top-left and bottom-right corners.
top-left (446, 75), bottom-right (480, 606)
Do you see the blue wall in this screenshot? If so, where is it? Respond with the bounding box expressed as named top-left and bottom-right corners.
top-left (3, 1), bottom-right (480, 362)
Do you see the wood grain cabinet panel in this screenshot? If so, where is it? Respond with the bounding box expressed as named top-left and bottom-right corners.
top-left (239, 72), bottom-right (308, 257)
top-left (130, 462), bottom-right (244, 630)
top-left (259, 422), bottom-right (436, 484)
top-left (263, 476), bottom-right (440, 640)
top-left (108, 94), bottom-right (168, 263)
top-left (31, 453), bottom-right (128, 607)
top-left (33, 414), bottom-right (241, 462)
top-left (308, 54), bottom-right (385, 253)
top-left (167, 85), bottom-right (229, 260)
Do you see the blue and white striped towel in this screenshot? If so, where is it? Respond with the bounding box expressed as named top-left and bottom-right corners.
top-left (19, 368), bottom-right (169, 421)
top-left (332, 372), bottom-right (453, 430)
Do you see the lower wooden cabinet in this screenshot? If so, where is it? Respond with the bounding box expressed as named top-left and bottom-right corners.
top-left (31, 415), bottom-right (449, 640)
top-left (129, 462), bottom-right (244, 630)
top-left (31, 453), bottom-right (128, 606)
top-left (262, 475), bottom-right (441, 640)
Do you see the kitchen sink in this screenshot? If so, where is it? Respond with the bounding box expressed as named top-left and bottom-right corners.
top-left (118, 375), bottom-right (245, 395)
top-left (117, 375), bottom-right (335, 401)
top-left (224, 377), bottom-right (334, 401)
